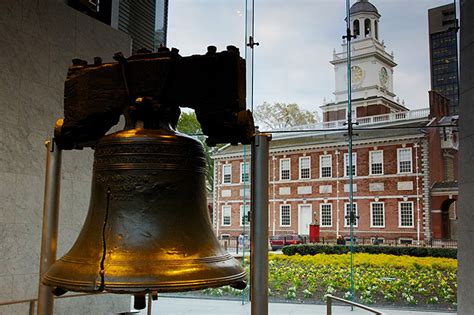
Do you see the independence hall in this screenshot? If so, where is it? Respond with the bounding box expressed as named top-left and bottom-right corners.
top-left (212, 0), bottom-right (458, 244)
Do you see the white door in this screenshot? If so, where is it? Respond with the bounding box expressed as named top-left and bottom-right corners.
top-left (298, 205), bottom-right (312, 235)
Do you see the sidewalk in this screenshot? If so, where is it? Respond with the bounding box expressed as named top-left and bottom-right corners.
top-left (135, 297), bottom-right (456, 315)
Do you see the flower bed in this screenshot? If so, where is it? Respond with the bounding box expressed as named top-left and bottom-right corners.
top-left (199, 253), bottom-right (457, 310)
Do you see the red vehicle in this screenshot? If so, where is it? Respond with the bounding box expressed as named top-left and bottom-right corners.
top-left (269, 234), bottom-right (304, 251)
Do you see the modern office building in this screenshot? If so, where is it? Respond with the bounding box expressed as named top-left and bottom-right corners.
top-left (155, 0), bottom-right (169, 49)
top-left (67, 0), bottom-right (164, 53)
top-left (428, 3), bottom-right (459, 114)
top-left (116, 0), bottom-right (157, 53)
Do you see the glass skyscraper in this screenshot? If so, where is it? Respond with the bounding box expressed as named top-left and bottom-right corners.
top-left (428, 3), bottom-right (459, 114)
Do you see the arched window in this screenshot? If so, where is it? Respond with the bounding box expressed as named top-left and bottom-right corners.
top-left (374, 20), bottom-right (379, 40)
top-left (365, 18), bottom-right (371, 37)
top-left (353, 20), bottom-right (360, 36)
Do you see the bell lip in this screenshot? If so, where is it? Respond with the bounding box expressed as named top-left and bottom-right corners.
top-left (42, 271), bottom-right (247, 294)
top-left (102, 271), bottom-right (247, 293)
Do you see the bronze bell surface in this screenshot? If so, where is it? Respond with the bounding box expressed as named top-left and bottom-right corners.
top-left (43, 127), bottom-right (246, 294)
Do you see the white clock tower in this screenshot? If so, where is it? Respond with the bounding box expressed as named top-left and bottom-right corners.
top-left (322, 0), bottom-right (407, 122)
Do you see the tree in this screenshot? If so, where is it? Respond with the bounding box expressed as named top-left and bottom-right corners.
top-left (254, 102), bottom-right (319, 130)
top-left (176, 111), bottom-right (215, 192)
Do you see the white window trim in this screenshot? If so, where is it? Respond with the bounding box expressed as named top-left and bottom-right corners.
top-left (222, 164), bottom-right (232, 185)
top-left (344, 153), bottom-right (357, 177)
top-left (280, 158), bottom-right (291, 181)
top-left (280, 204), bottom-right (291, 227)
top-left (369, 150), bottom-right (384, 176)
top-left (398, 201), bottom-right (414, 228)
top-left (370, 202), bottom-right (385, 228)
top-left (240, 162), bottom-right (249, 183)
top-left (344, 202), bottom-right (358, 227)
top-left (298, 156), bottom-right (311, 180)
top-left (319, 203), bottom-right (332, 227)
top-left (240, 204), bottom-right (250, 227)
top-left (397, 147), bottom-right (413, 174)
top-left (221, 205), bottom-right (231, 226)
top-left (319, 154), bottom-right (332, 178)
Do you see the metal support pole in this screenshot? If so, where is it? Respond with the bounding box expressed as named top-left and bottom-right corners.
top-left (250, 132), bottom-right (271, 315)
top-left (147, 294), bottom-right (152, 315)
top-left (326, 296), bottom-right (332, 315)
top-left (37, 139), bottom-right (62, 315)
top-left (28, 301), bottom-right (35, 315)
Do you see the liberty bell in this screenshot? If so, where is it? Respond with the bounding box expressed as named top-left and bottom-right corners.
top-left (42, 47), bottom-right (254, 303)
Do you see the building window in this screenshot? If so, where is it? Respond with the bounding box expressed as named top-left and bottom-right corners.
top-left (353, 19), bottom-right (360, 36)
top-left (222, 164), bottom-right (232, 184)
top-left (320, 203), bottom-right (332, 227)
top-left (397, 148), bottom-right (413, 173)
top-left (240, 162), bottom-right (249, 183)
top-left (369, 150), bottom-right (384, 175)
top-left (299, 157), bottom-right (311, 179)
top-left (344, 153), bottom-right (357, 177)
top-left (364, 18), bottom-right (371, 37)
top-left (344, 203), bottom-right (358, 227)
top-left (320, 155), bottom-right (332, 178)
top-left (240, 205), bottom-right (250, 226)
top-left (280, 158), bottom-right (291, 180)
top-left (280, 204), bottom-right (291, 227)
top-left (370, 202), bottom-right (385, 227)
top-left (222, 205), bottom-right (231, 226)
top-left (399, 238), bottom-right (413, 245)
top-left (399, 202), bottom-right (414, 227)
top-left (221, 234), bottom-right (230, 240)
top-left (370, 236), bottom-right (384, 244)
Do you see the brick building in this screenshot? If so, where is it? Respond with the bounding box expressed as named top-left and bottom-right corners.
top-left (211, 0), bottom-right (458, 244)
top-left (212, 102), bottom-right (457, 244)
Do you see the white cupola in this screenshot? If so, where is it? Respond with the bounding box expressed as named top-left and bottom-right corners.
top-left (349, 0), bottom-right (381, 41)
top-left (322, 0), bottom-right (408, 122)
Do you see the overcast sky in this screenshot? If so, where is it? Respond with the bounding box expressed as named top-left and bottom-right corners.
top-left (166, 0), bottom-right (456, 114)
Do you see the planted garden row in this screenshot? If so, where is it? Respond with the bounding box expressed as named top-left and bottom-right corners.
top-left (282, 244), bottom-right (457, 258)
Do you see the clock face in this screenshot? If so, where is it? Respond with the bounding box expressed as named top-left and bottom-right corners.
top-left (351, 66), bottom-right (364, 85)
top-left (379, 67), bottom-right (389, 87)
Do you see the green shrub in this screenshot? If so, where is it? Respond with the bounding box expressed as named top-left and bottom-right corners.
top-left (281, 244), bottom-right (457, 258)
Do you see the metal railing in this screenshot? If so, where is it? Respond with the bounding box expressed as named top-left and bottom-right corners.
top-left (298, 237), bottom-right (458, 248)
top-left (0, 293), bottom-right (106, 315)
top-left (272, 108), bottom-right (430, 136)
top-left (326, 295), bottom-right (383, 315)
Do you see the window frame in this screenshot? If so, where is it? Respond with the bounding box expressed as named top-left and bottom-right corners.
top-left (344, 202), bottom-right (358, 227)
top-left (299, 156), bottom-right (311, 180)
top-left (319, 154), bottom-right (332, 178)
top-left (240, 204), bottom-right (250, 227)
top-left (280, 158), bottom-right (291, 181)
top-left (280, 204), bottom-right (291, 227)
top-left (320, 203), bottom-right (333, 227)
top-left (398, 201), bottom-right (414, 228)
top-left (369, 150), bottom-right (384, 175)
top-left (222, 164), bottom-right (232, 184)
top-left (397, 147), bottom-right (413, 174)
top-left (221, 205), bottom-right (231, 226)
top-left (240, 162), bottom-right (250, 183)
top-left (370, 202), bottom-right (385, 228)
top-left (398, 238), bottom-right (413, 245)
top-left (344, 153), bottom-right (357, 177)
top-left (370, 236), bottom-right (384, 244)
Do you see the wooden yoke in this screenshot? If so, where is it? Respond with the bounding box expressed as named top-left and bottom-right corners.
top-left (55, 46), bottom-right (254, 150)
